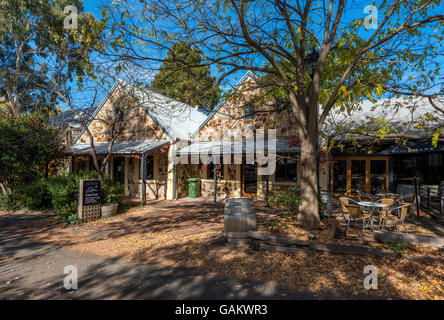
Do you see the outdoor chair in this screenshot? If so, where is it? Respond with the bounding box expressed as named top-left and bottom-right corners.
top-left (356, 190), bottom-right (375, 202)
top-left (397, 193), bottom-right (416, 209)
top-left (339, 197), bottom-right (371, 236)
top-left (385, 204), bottom-right (410, 232)
top-left (375, 198), bottom-right (395, 229)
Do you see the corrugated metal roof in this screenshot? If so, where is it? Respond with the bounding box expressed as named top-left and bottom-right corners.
top-left (68, 140), bottom-right (168, 155)
top-left (49, 109), bottom-right (94, 130)
top-left (128, 84), bottom-right (209, 140)
top-left (70, 81), bottom-right (208, 144)
top-left (177, 139), bottom-right (300, 155)
top-left (325, 96), bottom-right (444, 137)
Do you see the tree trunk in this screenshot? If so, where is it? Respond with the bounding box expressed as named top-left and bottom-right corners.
top-left (0, 182), bottom-right (11, 195)
top-left (298, 137), bottom-right (321, 228)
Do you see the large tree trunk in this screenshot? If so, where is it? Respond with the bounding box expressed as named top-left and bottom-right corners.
top-left (298, 136), bottom-right (321, 228)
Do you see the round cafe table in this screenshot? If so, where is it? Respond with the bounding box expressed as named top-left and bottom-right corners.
top-left (357, 201), bottom-right (387, 230)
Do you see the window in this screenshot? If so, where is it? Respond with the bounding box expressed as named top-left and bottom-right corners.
top-left (393, 152), bottom-right (444, 185)
top-left (275, 153), bottom-right (298, 182)
top-left (140, 155), bottom-right (154, 179)
top-left (332, 160), bottom-right (347, 194)
top-left (243, 106), bottom-right (255, 119)
top-left (208, 163), bottom-right (224, 180)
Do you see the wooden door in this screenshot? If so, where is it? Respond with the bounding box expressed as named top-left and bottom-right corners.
top-left (242, 163), bottom-right (257, 197)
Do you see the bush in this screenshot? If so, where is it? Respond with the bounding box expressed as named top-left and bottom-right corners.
top-left (101, 178), bottom-right (125, 206)
top-left (0, 180), bottom-right (51, 211)
top-left (0, 114), bottom-right (65, 189)
top-left (47, 171), bottom-right (124, 223)
top-left (65, 213), bottom-right (82, 225)
top-left (47, 170), bottom-right (99, 218)
top-left (271, 186), bottom-right (301, 216)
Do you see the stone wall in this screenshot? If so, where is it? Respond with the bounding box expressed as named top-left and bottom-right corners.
top-left (127, 150), bottom-right (169, 200)
top-left (78, 87), bottom-right (166, 143)
top-left (194, 76), bottom-right (299, 142)
top-left (176, 163), bottom-right (240, 199)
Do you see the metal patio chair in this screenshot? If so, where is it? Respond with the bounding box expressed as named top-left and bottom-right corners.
top-left (397, 193), bottom-right (416, 208)
top-left (339, 197), bottom-right (372, 236)
top-left (375, 198), bottom-right (395, 230)
top-left (385, 204), bottom-right (410, 232)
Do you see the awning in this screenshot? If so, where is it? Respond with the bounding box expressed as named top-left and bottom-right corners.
top-left (176, 139), bottom-right (301, 155)
top-left (68, 140), bottom-right (169, 155)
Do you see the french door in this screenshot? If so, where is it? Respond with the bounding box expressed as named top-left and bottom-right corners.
top-left (331, 157), bottom-right (389, 196)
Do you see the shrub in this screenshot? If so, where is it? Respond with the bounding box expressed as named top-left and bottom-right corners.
top-left (0, 180), bottom-right (51, 211)
top-left (65, 213), bottom-right (82, 225)
top-left (0, 114), bottom-right (65, 190)
top-left (271, 186), bottom-right (301, 216)
top-left (47, 170), bottom-right (99, 218)
top-left (101, 178), bottom-right (125, 206)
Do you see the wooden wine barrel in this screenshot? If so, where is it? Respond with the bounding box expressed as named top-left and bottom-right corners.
top-left (101, 204), bottom-right (118, 218)
top-left (224, 198), bottom-right (256, 244)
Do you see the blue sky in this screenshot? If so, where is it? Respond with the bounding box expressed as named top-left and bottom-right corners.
top-left (83, 0), bottom-right (103, 17)
top-left (64, 0), bottom-right (444, 112)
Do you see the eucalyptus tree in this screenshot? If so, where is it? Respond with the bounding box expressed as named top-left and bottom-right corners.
top-left (100, 0), bottom-right (444, 227)
top-left (0, 0), bottom-right (93, 118)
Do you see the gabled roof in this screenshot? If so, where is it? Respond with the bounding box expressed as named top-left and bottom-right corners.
top-left (50, 108), bottom-right (94, 130)
top-left (72, 82), bottom-right (121, 143)
top-left (126, 82), bottom-right (208, 140)
top-left (71, 81), bottom-right (208, 144)
top-left (191, 71), bottom-right (258, 138)
top-left (325, 96), bottom-right (444, 137)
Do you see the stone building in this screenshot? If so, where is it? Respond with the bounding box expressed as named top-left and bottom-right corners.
top-left (66, 72), bottom-right (326, 203)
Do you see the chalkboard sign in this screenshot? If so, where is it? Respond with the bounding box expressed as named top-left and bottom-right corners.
top-left (82, 180), bottom-right (101, 205)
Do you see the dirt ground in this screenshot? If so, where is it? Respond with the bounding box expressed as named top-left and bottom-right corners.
top-left (1, 200), bottom-right (443, 299)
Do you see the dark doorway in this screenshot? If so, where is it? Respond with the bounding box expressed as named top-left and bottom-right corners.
top-left (113, 157), bottom-right (125, 185)
top-left (242, 163), bottom-right (257, 196)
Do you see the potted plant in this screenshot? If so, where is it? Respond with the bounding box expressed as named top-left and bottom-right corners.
top-left (101, 179), bottom-right (124, 218)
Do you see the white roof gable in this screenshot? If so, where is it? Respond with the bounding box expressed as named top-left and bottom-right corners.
top-left (73, 81), bottom-right (208, 143)
top-left (121, 81), bottom-right (207, 140)
top-left (129, 85), bottom-right (208, 140)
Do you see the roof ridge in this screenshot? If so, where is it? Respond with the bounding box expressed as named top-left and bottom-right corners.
top-left (190, 71), bottom-right (258, 138)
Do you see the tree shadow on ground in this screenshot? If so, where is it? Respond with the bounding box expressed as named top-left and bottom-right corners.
top-left (1, 248), bottom-right (383, 300)
top-left (1, 202), bottom-right (442, 300)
